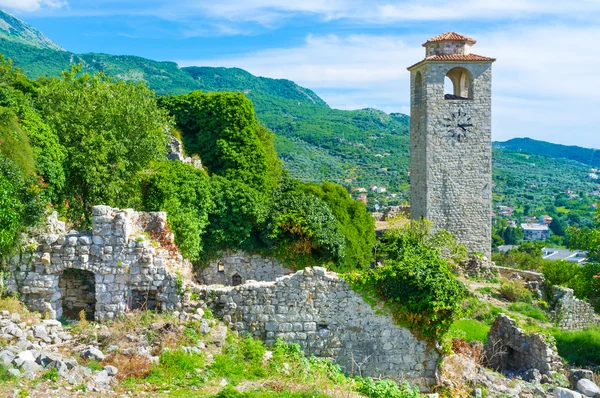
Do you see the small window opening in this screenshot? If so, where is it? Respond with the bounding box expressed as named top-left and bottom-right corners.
top-left (232, 273), bottom-right (242, 286)
top-left (217, 261), bottom-right (225, 273)
top-left (444, 67), bottom-right (472, 100)
top-left (413, 72), bottom-right (423, 105)
top-left (128, 289), bottom-right (158, 311)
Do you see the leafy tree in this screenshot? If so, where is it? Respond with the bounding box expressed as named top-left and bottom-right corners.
top-left (492, 233), bottom-right (504, 248)
top-left (36, 66), bottom-right (170, 225)
top-left (0, 108), bottom-right (35, 176)
top-left (300, 181), bottom-right (376, 271)
top-left (549, 217), bottom-right (566, 236)
top-left (141, 161), bottom-right (212, 262)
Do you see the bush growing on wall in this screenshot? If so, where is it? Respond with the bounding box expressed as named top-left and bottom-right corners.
top-left (159, 91), bottom-right (283, 193)
top-left (346, 220), bottom-right (467, 342)
top-left (201, 175), bottom-right (269, 260)
top-left (141, 161), bottom-right (212, 261)
top-left (300, 181), bottom-right (376, 271)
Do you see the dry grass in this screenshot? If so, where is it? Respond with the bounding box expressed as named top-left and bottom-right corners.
top-left (0, 296), bottom-right (39, 324)
top-left (102, 353), bottom-right (152, 381)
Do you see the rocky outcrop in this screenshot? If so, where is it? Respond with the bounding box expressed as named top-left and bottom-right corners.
top-left (484, 314), bottom-right (562, 374)
top-left (167, 134), bottom-right (203, 169)
top-left (0, 310), bottom-right (115, 390)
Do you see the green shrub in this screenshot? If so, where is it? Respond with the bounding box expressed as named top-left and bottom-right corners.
top-left (380, 218), bottom-right (466, 264)
top-left (356, 378), bottom-right (422, 398)
top-left (141, 161), bottom-right (212, 261)
top-left (347, 252), bottom-right (466, 342)
top-left (541, 260), bottom-right (581, 288)
top-left (507, 302), bottom-right (548, 321)
top-left (265, 188), bottom-right (345, 266)
top-left (201, 176), bottom-right (268, 259)
top-left (0, 157), bottom-right (45, 262)
top-left (498, 279), bottom-right (533, 303)
top-left (460, 297), bottom-right (502, 325)
top-left (208, 335), bottom-right (267, 384)
top-left (552, 327), bottom-right (600, 366)
top-left (449, 319), bottom-right (491, 343)
top-left (300, 181), bottom-right (376, 271)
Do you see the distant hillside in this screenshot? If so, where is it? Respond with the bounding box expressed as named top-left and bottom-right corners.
top-left (0, 37), bottom-right (411, 197)
top-left (0, 9), bottom-right (63, 51)
top-left (494, 138), bottom-right (600, 168)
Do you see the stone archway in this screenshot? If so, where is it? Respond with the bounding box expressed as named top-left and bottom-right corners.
top-left (60, 269), bottom-right (97, 321)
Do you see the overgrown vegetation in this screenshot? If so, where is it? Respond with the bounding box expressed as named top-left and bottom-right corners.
top-left (552, 327), bottom-right (600, 367)
top-left (346, 219), bottom-right (467, 342)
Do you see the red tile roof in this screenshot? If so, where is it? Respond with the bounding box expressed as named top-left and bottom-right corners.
top-left (423, 32), bottom-right (476, 46)
top-left (407, 53), bottom-right (495, 70)
top-left (426, 54), bottom-right (495, 61)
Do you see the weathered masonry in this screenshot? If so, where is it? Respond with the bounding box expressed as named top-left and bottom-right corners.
top-left (189, 267), bottom-right (440, 387)
top-left (8, 206), bottom-right (192, 321)
top-left (408, 32), bottom-right (495, 256)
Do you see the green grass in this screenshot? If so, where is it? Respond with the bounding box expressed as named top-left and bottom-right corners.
top-left (145, 349), bottom-right (206, 388)
top-left (552, 327), bottom-right (600, 366)
top-left (507, 302), bottom-right (548, 321)
top-left (449, 319), bottom-right (491, 343)
top-left (211, 386), bottom-right (332, 397)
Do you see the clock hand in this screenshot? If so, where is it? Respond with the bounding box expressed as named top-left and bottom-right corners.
top-left (457, 123), bottom-right (473, 127)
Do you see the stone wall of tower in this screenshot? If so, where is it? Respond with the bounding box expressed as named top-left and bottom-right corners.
top-left (410, 62), bottom-right (492, 256)
top-left (409, 70), bottom-right (428, 219)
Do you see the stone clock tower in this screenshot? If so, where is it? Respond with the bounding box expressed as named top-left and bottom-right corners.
top-left (407, 32), bottom-right (495, 256)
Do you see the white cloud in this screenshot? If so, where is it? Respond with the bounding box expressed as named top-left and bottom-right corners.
top-left (178, 24), bottom-right (600, 147)
top-left (0, 0), bottom-right (66, 12)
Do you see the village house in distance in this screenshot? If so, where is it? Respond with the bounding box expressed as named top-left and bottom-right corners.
top-left (407, 32), bottom-right (495, 256)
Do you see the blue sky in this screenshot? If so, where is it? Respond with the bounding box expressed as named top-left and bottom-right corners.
top-left (2, 0), bottom-right (600, 148)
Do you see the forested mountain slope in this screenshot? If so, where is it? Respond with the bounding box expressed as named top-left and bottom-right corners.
top-left (0, 11), bottom-right (597, 221)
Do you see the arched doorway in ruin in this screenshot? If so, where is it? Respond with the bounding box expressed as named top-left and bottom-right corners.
top-left (59, 268), bottom-right (97, 321)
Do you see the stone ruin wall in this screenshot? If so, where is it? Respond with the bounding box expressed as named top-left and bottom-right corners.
top-left (550, 286), bottom-right (599, 330)
top-left (9, 207), bottom-right (442, 389)
top-left (198, 250), bottom-right (293, 286)
top-left (186, 267), bottom-right (440, 387)
top-left (8, 206), bottom-right (192, 321)
top-left (495, 266), bottom-right (598, 330)
top-left (484, 314), bottom-right (562, 374)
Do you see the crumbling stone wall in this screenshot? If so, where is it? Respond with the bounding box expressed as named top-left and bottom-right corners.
top-left (551, 286), bottom-right (599, 330)
top-left (198, 250), bottom-right (292, 286)
top-left (484, 314), bottom-right (562, 374)
top-left (494, 266), bottom-right (545, 284)
top-left (188, 267), bottom-right (440, 387)
top-left (8, 206), bottom-right (192, 321)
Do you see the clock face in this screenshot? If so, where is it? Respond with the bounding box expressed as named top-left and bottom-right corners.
top-left (442, 109), bottom-right (473, 142)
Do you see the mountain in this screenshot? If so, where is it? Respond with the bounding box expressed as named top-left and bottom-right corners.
top-left (0, 9), bottom-right (63, 51)
top-left (494, 137), bottom-right (600, 168)
top-left (0, 13), bottom-right (597, 227)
